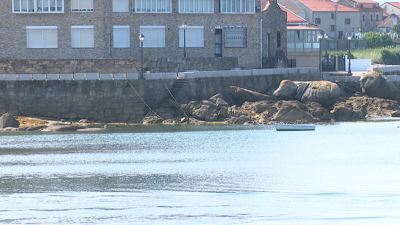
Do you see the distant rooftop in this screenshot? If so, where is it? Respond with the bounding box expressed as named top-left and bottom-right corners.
top-left (298, 0), bottom-right (360, 12)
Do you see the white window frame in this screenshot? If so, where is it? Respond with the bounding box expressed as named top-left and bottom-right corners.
top-left (13, 0), bottom-right (65, 13)
top-left (113, 26), bottom-right (130, 48)
top-left (178, 0), bottom-right (214, 13)
top-left (224, 26), bottom-right (246, 48)
top-left (139, 26), bottom-right (165, 48)
top-left (113, 0), bottom-right (129, 12)
top-left (134, 0), bottom-right (172, 13)
top-left (71, 25), bottom-right (94, 48)
top-left (71, 0), bottom-right (93, 12)
top-left (220, 0), bottom-right (255, 13)
top-left (179, 26), bottom-right (204, 47)
top-left (26, 26), bottom-right (58, 48)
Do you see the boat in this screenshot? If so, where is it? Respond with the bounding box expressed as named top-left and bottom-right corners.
top-left (274, 123), bottom-right (315, 131)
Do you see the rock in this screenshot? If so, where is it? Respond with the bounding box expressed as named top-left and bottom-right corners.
top-left (142, 116), bottom-right (164, 124)
top-left (360, 71), bottom-right (400, 101)
top-left (241, 101), bottom-right (273, 114)
top-left (0, 113), bottom-right (20, 129)
top-left (215, 98), bottom-right (229, 109)
top-left (306, 102), bottom-right (335, 122)
top-left (25, 126), bottom-right (47, 131)
top-left (295, 81), bottom-right (340, 106)
top-left (331, 96), bottom-right (400, 121)
top-left (273, 80), bottom-right (298, 100)
top-left (200, 100), bottom-right (216, 106)
top-left (76, 127), bottom-right (107, 132)
top-left (41, 125), bottom-right (86, 132)
top-left (223, 115), bottom-right (253, 124)
top-left (270, 100), bottom-right (315, 123)
top-left (209, 93), bottom-right (225, 102)
top-left (143, 108), bottom-right (182, 120)
top-left (2, 127), bottom-right (19, 132)
top-left (79, 119), bottom-right (91, 123)
top-left (229, 86), bottom-right (271, 106)
top-left (218, 106), bottom-right (230, 118)
top-left (191, 105), bottom-right (219, 121)
top-left (391, 111), bottom-right (400, 117)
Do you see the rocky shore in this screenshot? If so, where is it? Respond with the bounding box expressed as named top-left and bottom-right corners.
top-left (1, 71), bottom-right (400, 132)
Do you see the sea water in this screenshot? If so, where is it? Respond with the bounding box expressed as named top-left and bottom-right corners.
top-left (0, 121), bottom-right (400, 224)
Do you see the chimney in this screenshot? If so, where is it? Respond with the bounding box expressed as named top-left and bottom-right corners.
top-left (335, 5), bottom-right (338, 12)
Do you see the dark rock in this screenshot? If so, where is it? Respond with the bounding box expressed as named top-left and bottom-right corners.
top-left (360, 71), bottom-right (400, 101)
top-left (215, 98), bottom-right (229, 109)
top-left (0, 113), bottom-right (20, 129)
top-left (41, 125), bottom-right (86, 132)
top-left (306, 102), bottom-right (335, 122)
top-left (142, 116), bottom-right (164, 124)
top-left (391, 111), bottom-right (400, 117)
top-left (270, 100), bottom-right (315, 123)
top-left (191, 105), bottom-right (219, 121)
top-left (229, 86), bottom-right (271, 106)
top-left (223, 115), bottom-right (253, 124)
top-left (209, 93), bottom-right (225, 102)
top-left (218, 106), bottom-right (230, 118)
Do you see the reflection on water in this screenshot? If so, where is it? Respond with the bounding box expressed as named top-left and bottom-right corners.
top-left (1, 122), bottom-right (400, 224)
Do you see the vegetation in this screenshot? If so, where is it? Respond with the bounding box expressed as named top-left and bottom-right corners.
top-left (361, 32), bottom-right (394, 48)
top-left (328, 47), bottom-right (400, 65)
top-left (393, 24), bottom-right (400, 35)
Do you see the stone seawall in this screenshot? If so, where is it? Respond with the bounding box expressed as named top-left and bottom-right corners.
top-left (0, 72), bottom-right (323, 123)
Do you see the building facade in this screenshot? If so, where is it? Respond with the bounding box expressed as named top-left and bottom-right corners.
top-left (2, 0), bottom-right (286, 69)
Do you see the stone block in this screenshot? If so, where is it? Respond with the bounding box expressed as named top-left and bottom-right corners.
top-left (280, 68), bottom-right (289, 74)
top-left (19, 74), bottom-right (32, 80)
top-left (46, 74), bottom-right (59, 80)
top-left (236, 70), bottom-right (245, 76)
top-left (244, 70), bottom-right (252, 76)
top-left (126, 73), bottom-right (139, 80)
top-left (144, 73), bottom-right (153, 80)
top-left (161, 73), bottom-right (170, 79)
top-left (288, 68), bottom-right (299, 74)
top-left (299, 68), bottom-right (309, 74)
top-left (214, 71), bottom-right (223, 77)
top-left (60, 74), bottom-right (73, 80)
top-left (273, 68), bottom-right (282, 74)
top-left (99, 73), bottom-right (113, 80)
top-left (152, 73), bottom-right (161, 80)
top-left (86, 73), bottom-right (99, 80)
top-left (222, 70), bottom-right (230, 77)
top-left (198, 71), bottom-right (207, 78)
top-left (32, 74), bottom-right (46, 80)
top-left (114, 73), bottom-right (127, 80)
top-left (266, 69), bottom-right (275, 75)
top-left (0, 74), bottom-right (5, 80)
top-left (206, 71), bottom-right (214, 77)
top-left (309, 68), bottom-right (319, 74)
top-left (74, 73), bottom-right (86, 80)
top-left (258, 69), bottom-right (267, 75)
top-left (178, 72), bottom-right (196, 79)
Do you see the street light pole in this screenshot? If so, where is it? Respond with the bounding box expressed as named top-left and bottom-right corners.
top-left (182, 22), bottom-right (187, 58)
top-left (318, 33), bottom-right (322, 73)
top-left (139, 33), bottom-right (145, 79)
top-left (324, 34), bottom-right (329, 69)
top-left (348, 35), bottom-right (352, 74)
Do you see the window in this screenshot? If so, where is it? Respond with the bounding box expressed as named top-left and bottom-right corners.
top-left (345, 18), bottom-right (350, 24)
top-left (13, 0), bottom-right (64, 13)
top-left (113, 26), bottom-right (130, 48)
top-left (179, 26), bottom-right (204, 47)
top-left (71, 26), bottom-right (94, 48)
top-left (376, 15), bottom-right (379, 21)
top-left (315, 18), bottom-right (321, 24)
top-left (371, 15), bottom-right (373, 21)
top-left (224, 26), bottom-right (246, 47)
top-left (26, 26), bottom-right (58, 48)
top-left (331, 13), bottom-right (334, 19)
top-left (330, 25), bottom-right (335, 31)
top-left (277, 31), bottom-right (281, 48)
top-left (220, 0), bottom-right (255, 13)
top-left (113, 0), bottom-right (129, 12)
top-left (363, 15), bottom-right (365, 22)
top-left (140, 26), bottom-right (165, 47)
top-left (179, 0), bottom-right (213, 13)
top-left (134, 0), bottom-right (172, 13)
top-left (71, 0), bottom-right (93, 11)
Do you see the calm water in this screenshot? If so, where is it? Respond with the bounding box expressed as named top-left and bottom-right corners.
top-left (1, 122), bottom-right (400, 224)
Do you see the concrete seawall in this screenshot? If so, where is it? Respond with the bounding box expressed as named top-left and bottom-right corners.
top-left (0, 69), bottom-right (324, 122)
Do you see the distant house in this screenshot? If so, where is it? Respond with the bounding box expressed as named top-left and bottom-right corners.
top-left (278, 0), bottom-right (306, 19)
top-left (336, 0), bottom-right (383, 33)
top-left (381, 2), bottom-right (400, 16)
top-left (296, 0), bottom-right (360, 39)
top-left (377, 14), bottom-right (400, 33)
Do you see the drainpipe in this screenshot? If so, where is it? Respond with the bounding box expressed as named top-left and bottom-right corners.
top-left (335, 5), bottom-right (338, 39)
top-left (260, 0), bottom-right (263, 68)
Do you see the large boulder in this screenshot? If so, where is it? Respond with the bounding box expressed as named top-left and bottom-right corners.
top-left (273, 80), bottom-right (298, 100)
top-left (270, 100), bottom-right (315, 123)
top-left (360, 71), bottom-right (400, 100)
top-left (0, 113), bottom-right (20, 129)
top-left (295, 81), bottom-right (340, 106)
top-left (229, 86), bottom-right (271, 106)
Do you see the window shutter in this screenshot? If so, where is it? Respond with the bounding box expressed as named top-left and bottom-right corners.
top-left (43, 30), bottom-right (58, 48)
top-left (27, 30), bottom-right (43, 48)
top-left (224, 26), bottom-right (246, 47)
top-left (114, 26), bottom-right (130, 48)
top-left (140, 26), bottom-right (165, 47)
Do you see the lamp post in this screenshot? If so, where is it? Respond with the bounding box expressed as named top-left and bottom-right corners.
top-left (318, 33), bottom-right (322, 73)
top-left (324, 34), bottom-right (329, 69)
top-left (139, 33), bottom-right (145, 79)
top-left (182, 22), bottom-right (187, 58)
top-left (348, 35), bottom-right (352, 74)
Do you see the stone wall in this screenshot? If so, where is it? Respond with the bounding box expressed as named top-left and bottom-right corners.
top-left (0, 58), bottom-right (238, 74)
top-left (0, 71), bottom-right (323, 122)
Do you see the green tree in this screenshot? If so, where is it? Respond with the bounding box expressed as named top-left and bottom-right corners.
top-left (393, 24), bottom-right (400, 35)
top-left (380, 34), bottom-right (394, 47)
top-left (362, 32), bottom-right (382, 48)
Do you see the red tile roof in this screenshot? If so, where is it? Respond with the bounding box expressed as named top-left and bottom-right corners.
top-left (387, 2), bottom-right (400, 9)
top-left (297, 0), bottom-right (360, 12)
top-left (280, 5), bottom-right (307, 23)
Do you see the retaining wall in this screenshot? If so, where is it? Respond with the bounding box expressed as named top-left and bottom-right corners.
top-left (0, 68), bottom-right (323, 122)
